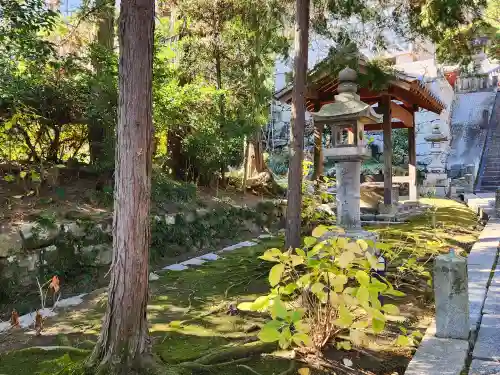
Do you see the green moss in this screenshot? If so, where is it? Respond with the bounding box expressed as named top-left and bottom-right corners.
top-left (156, 332), bottom-right (231, 363)
top-left (0, 347), bottom-right (88, 374)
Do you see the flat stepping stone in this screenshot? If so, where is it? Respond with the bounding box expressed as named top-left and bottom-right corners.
top-left (405, 329), bottom-right (469, 375)
top-left (163, 264), bottom-right (188, 271)
top-left (221, 241), bottom-right (257, 252)
top-left (470, 286), bottom-right (489, 331)
top-left (258, 234), bottom-right (274, 239)
top-left (149, 272), bottom-right (160, 281)
top-left (473, 314), bottom-right (500, 361)
top-left (483, 286), bottom-right (500, 315)
top-left (180, 257), bottom-right (206, 266)
top-left (469, 360), bottom-right (500, 375)
top-left (199, 253), bottom-right (219, 261)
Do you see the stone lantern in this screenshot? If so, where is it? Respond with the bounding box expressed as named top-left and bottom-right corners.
top-left (312, 67), bottom-right (382, 240)
top-left (423, 124), bottom-right (450, 196)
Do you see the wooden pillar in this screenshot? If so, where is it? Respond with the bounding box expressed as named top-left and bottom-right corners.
top-left (312, 101), bottom-right (323, 180)
top-left (408, 110), bottom-right (417, 201)
top-left (381, 95), bottom-right (393, 205)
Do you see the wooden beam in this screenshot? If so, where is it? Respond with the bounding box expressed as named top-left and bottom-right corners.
top-left (408, 107), bottom-right (417, 201)
top-left (390, 101), bottom-right (414, 128)
top-left (381, 95), bottom-right (393, 205)
top-left (364, 121), bottom-right (408, 131)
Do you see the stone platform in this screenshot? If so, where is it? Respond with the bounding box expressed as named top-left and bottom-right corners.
top-left (404, 211), bottom-right (500, 375)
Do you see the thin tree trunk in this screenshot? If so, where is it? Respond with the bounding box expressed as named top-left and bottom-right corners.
top-left (89, 0), bottom-right (115, 165)
top-left (285, 0), bottom-right (309, 249)
top-left (87, 0), bottom-right (155, 373)
top-left (312, 122), bottom-right (323, 180)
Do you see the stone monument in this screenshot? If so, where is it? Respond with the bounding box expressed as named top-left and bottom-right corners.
top-left (434, 248), bottom-right (470, 340)
top-left (312, 67), bottom-right (382, 242)
top-left (423, 124), bottom-right (450, 197)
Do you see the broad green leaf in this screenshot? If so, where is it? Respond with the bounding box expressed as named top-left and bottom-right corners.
top-left (351, 320), bottom-right (369, 329)
top-left (372, 318), bottom-right (385, 334)
top-left (346, 241), bottom-right (363, 254)
top-left (411, 330), bottom-right (424, 339)
top-left (332, 274), bottom-right (348, 292)
top-left (263, 320), bottom-right (283, 330)
top-left (355, 270), bottom-right (370, 286)
top-left (293, 333), bottom-right (312, 347)
top-left (279, 327), bottom-right (292, 349)
top-left (308, 243), bottom-right (324, 257)
top-left (366, 253), bottom-right (379, 269)
top-left (382, 304), bottom-right (400, 315)
top-left (237, 302), bottom-right (254, 311)
top-left (298, 368), bottom-right (311, 375)
top-left (304, 236), bottom-right (317, 247)
top-left (19, 171), bottom-right (27, 179)
top-left (336, 250), bottom-right (355, 268)
top-left (369, 278), bottom-right (388, 292)
top-left (396, 335), bottom-right (411, 347)
top-left (336, 341), bottom-right (352, 350)
top-left (356, 286), bottom-right (370, 306)
top-left (259, 326), bottom-right (281, 342)
top-left (297, 273), bottom-right (311, 287)
top-left (337, 304), bottom-right (353, 327)
top-left (356, 239), bottom-right (369, 251)
top-left (290, 254), bottom-right (304, 267)
top-left (271, 299), bottom-right (288, 319)
top-left (282, 283), bottom-right (298, 295)
top-left (368, 307), bottom-right (386, 321)
top-left (312, 225), bottom-right (328, 238)
top-left (259, 253), bottom-right (279, 262)
top-left (252, 296), bottom-right (271, 311)
top-left (295, 320), bottom-right (311, 334)
top-left (296, 248), bottom-right (306, 257)
top-left (289, 310), bottom-right (304, 323)
top-left (269, 263), bottom-right (285, 286)
top-left (336, 237), bottom-right (348, 249)
top-left (383, 288), bottom-right (405, 297)
top-left (259, 248), bottom-right (282, 262)
top-left (311, 282), bottom-right (325, 295)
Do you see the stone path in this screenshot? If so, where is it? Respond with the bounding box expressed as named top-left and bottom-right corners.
top-left (406, 198), bottom-right (500, 375)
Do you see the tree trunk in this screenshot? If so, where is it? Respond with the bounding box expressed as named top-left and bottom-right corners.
top-left (89, 0), bottom-right (115, 165)
top-left (87, 0), bottom-right (155, 373)
top-left (285, 0), bottom-right (309, 250)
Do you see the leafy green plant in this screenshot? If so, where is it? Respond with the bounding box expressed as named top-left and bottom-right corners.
top-left (238, 226), bottom-right (410, 351)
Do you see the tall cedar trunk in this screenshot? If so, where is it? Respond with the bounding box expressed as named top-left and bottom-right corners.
top-left (88, 0), bottom-right (154, 373)
top-left (285, 0), bottom-right (310, 249)
top-left (89, 0), bottom-right (115, 164)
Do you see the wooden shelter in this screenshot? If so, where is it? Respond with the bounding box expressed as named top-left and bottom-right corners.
top-left (274, 60), bottom-right (445, 204)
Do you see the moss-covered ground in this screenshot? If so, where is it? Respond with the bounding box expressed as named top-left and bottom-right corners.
top-left (0, 198), bottom-right (482, 375)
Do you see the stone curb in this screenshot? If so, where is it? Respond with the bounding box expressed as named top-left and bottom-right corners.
top-left (404, 209), bottom-right (500, 375)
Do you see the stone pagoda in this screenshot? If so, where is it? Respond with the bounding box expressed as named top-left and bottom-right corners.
top-left (423, 124), bottom-right (450, 196)
top-left (312, 67), bottom-right (382, 240)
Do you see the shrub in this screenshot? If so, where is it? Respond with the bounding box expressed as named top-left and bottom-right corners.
top-left (238, 226), bottom-right (416, 351)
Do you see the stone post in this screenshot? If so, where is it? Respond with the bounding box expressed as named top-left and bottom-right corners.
top-left (336, 161), bottom-right (361, 230)
top-left (434, 249), bottom-right (470, 340)
top-left (495, 188), bottom-right (500, 215)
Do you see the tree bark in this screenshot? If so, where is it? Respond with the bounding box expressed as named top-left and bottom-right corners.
top-left (87, 0), bottom-right (155, 373)
top-left (312, 122), bottom-right (323, 180)
top-left (285, 0), bottom-right (309, 250)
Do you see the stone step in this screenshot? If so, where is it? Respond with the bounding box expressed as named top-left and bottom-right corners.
top-left (469, 359), bottom-right (500, 374)
top-left (482, 181), bottom-right (500, 186)
top-left (472, 315), bottom-right (500, 361)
